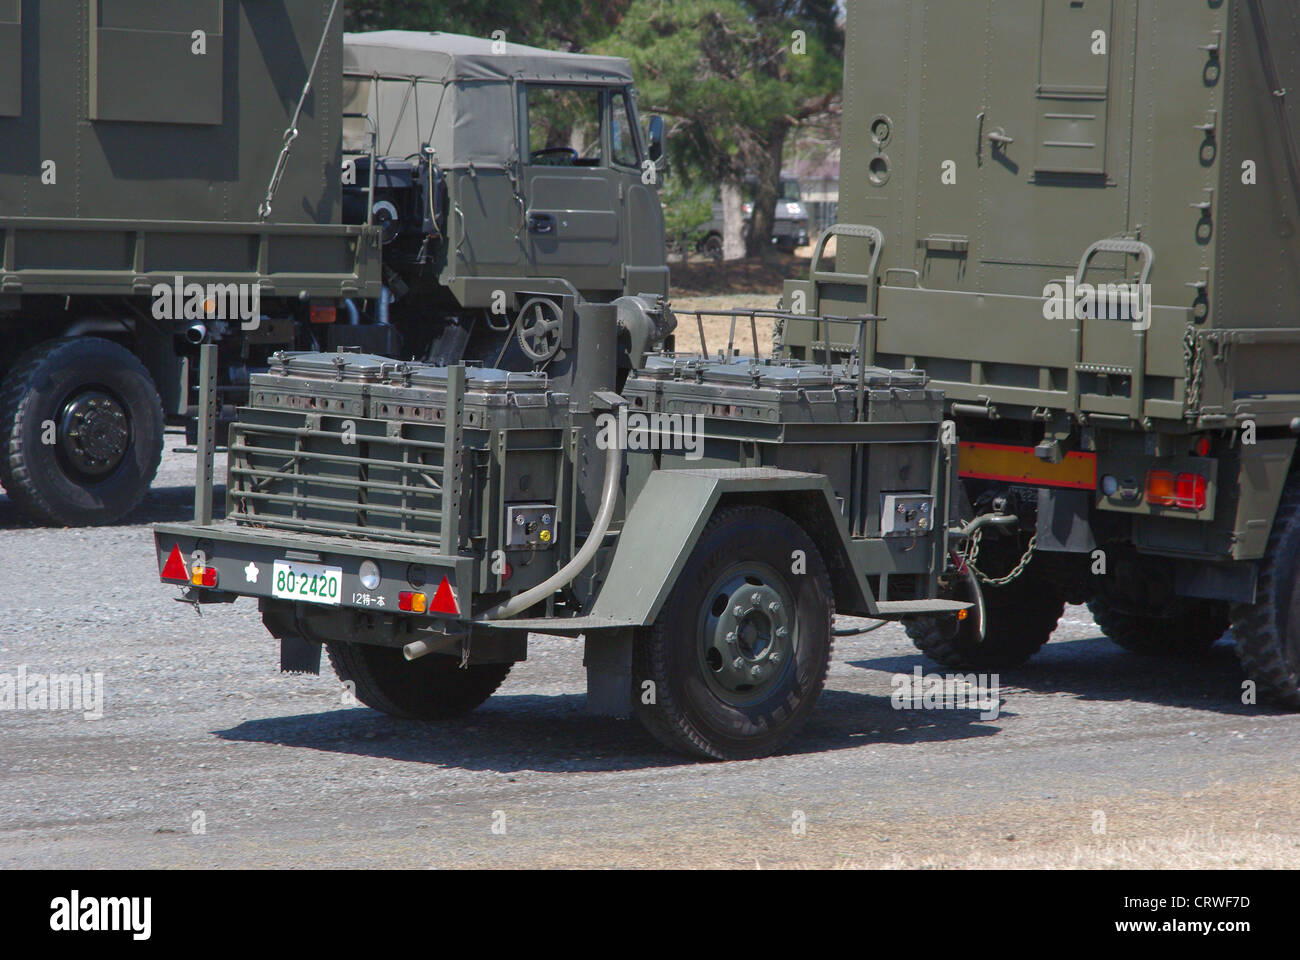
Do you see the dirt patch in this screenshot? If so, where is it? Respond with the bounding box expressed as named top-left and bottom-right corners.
top-left (671, 251), bottom-right (810, 298)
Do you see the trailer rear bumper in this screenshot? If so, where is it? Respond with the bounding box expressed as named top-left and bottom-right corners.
top-left (153, 521), bottom-right (473, 621)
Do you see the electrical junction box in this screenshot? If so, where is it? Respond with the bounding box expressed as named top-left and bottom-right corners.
top-left (880, 494), bottom-right (933, 537)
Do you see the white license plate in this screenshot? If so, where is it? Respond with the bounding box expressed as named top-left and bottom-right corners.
top-left (272, 560), bottom-right (342, 605)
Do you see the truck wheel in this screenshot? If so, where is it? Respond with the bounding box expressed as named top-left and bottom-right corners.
top-left (326, 641), bottom-right (511, 720)
top-left (700, 233), bottom-right (723, 262)
top-left (1088, 595), bottom-right (1228, 658)
top-left (632, 506), bottom-right (834, 761)
top-left (0, 337), bottom-right (164, 526)
top-left (905, 574), bottom-right (1064, 669)
top-left (1231, 477), bottom-right (1300, 708)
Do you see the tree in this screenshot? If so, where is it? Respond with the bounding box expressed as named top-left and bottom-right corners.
top-left (602, 0), bottom-right (842, 259)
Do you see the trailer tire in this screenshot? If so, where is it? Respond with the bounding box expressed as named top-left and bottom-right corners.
top-left (326, 641), bottom-right (511, 720)
top-left (905, 574), bottom-right (1064, 669)
top-left (1089, 595), bottom-right (1228, 658)
top-left (632, 506), bottom-right (834, 761)
top-left (1231, 477), bottom-right (1300, 709)
top-left (0, 337), bottom-right (163, 526)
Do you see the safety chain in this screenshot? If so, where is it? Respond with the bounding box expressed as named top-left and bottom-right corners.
top-left (1183, 325), bottom-right (1204, 415)
top-left (965, 527), bottom-right (1037, 586)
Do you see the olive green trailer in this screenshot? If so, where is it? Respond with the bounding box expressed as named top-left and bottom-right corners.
top-left (784, 0), bottom-right (1300, 703)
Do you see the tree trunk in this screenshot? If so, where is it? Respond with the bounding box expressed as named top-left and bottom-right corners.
top-left (720, 180), bottom-right (746, 261)
top-left (745, 124), bottom-right (789, 259)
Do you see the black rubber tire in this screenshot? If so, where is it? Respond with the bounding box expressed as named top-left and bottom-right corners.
top-left (0, 337), bottom-right (164, 526)
top-left (632, 506), bottom-right (834, 761)
top-left (1089, 595), bottom-right (1228, 658)
top-left (700, 233), bottom-right (723, 262)
top-left (905, 574), bottom-right (1065, 670)
top-left (1231, 477), bottom-right (1300, 709)
top-left (326, 641), bottom-right (511, 721)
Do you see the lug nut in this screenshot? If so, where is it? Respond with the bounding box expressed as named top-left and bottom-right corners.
top-left (750, 666), bottom-right (762, 678)
top-left (768, 601), bottom-right (781, 613)
top-left (733, 658), bottom-right (745, 670)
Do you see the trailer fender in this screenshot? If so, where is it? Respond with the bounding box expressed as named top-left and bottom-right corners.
top-left (589, 467), bottom-right (869, 626)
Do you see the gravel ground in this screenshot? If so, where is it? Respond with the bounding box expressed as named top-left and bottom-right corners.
top-left (2, 433), bottom-right (1299, 869)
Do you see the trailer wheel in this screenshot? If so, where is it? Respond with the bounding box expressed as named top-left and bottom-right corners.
top-left (632, 506), bottom-right (834, 761)
top-left (905, 574), bottom-right (1064, 669)
top-left (326, 641), bottom-right (512, 721)
top-left (1089, 595), bottom-right (1228, 658)
top-left (1231, 477), bottom-right (1300, 709)
top-left (0, 337), bottom-right (164, 526)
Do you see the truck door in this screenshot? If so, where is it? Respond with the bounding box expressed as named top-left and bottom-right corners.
top-left (521, 83), bottom-right (623, 296)
top-left (609, 87), bottom-right (669, 298)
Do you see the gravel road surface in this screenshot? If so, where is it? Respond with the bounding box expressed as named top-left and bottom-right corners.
top-left (2, 434), bottom-right (1298, 868)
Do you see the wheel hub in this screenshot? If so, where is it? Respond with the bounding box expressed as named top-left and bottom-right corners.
top-left (700, 571), bottom-right (795, 704)
top-left (58, 390), bottom-right (130, 478)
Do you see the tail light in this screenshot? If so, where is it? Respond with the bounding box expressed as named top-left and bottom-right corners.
top-left (1146, 471), bottom-right (1176, 506)
top-left (190, 564), bottom-right (218, 588)
top-left (399, 591), bottom-right (427, 613)
top-left (1146, 470), bottom-right (1207, 510)
top-left (1176, 473), bottom-right (1208, 511)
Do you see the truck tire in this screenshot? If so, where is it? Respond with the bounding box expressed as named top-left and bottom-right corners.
top-left (0, 337), bottom-right (164, 526)
top-left (905, 574), bottom-right (1064, 669)
top-left (1088, 595), bottom-right (1228, 658)
top-left (326, 641), bottom-right (512, 721)
top-left (1231, 477), bottom-right (1300, 709)
top-left (632, 506), bottom-right (834, 761)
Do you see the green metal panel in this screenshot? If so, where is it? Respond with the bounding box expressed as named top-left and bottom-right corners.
top-left (89, 0), bottom-right (224, 124)
top-left (0, 1), bottom-right (20, 118)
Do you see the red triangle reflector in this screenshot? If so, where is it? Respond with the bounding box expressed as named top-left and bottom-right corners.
top-left (429, 576), bottom-right (459, 615)
top-left (161, 544), bottom-right (188, 581)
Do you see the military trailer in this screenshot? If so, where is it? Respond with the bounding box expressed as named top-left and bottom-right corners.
top-left (783, 0), bottom-right (1300, 706)
top-left (0, 4), bottom-right (667, 527)
top-left (154, 306), bottom-right (970, 758)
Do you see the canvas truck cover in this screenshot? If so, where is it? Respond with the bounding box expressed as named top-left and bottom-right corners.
top-left (342, 31), bottom-right (635, 168)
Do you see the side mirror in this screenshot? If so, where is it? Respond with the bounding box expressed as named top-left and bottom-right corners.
top-left (647, 115), bottom-right (665, 163)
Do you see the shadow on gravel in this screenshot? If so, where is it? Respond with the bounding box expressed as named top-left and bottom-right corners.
top-left (213, 688), bottom-right (1000, 771)
top-left (849, 634), bottom-right (1271, 718)
top-left (0, 484), bottom-right (225, 530)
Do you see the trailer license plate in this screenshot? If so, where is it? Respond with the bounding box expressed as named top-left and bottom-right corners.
top-left (272, 561), bottom-right (342, 605)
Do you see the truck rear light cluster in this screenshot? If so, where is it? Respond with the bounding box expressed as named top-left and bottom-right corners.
top-left (1146, 471), bottom-right (1207, 510)
top-left (399, 591), bottom-right (427, 613)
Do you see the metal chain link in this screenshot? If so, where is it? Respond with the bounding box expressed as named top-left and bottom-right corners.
top-left (1183, 325), bottom-right (1204, 415)
top-left (965, 527), bottom-right (1037, 586)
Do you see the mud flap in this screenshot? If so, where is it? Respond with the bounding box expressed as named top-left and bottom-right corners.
top-left (583, 629), bottom-right (633, 718)
top-left (280, 634), bottom-right (323, 675)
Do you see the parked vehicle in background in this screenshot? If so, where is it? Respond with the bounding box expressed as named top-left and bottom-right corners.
top-left (697, 175), bottom-right (811, 260)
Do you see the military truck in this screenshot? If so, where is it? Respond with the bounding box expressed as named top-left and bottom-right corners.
top-left (783, 0), bottom-right (1300, 707)
top-left (697, 175), bottom-right (813, 260)
top-left (0, 3), bottom-right (666, 527)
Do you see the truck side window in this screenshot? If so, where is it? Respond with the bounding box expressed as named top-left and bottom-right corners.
top-left (527, 85), bottom-right (602, 166)
top-left (610, 91), bottom-right (639, 169)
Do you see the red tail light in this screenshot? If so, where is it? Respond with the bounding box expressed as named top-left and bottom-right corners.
top-left (1146, 471), bottom-right (1207, 510)
top-left (1175, 473), bottom-right (1208, 511)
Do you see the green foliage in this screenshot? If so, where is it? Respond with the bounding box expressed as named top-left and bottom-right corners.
top-left (599, 0), bottom-right (841, 185)
top-left (661, 178), bottom-right (715, 246)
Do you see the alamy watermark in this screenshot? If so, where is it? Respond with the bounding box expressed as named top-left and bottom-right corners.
top-left (891, 666), bottom-right (1000, 721)
top-left (0, 665), bottom-right (103, 720)
top-left (151, 275), bottom-right (261, 330)
top-left (595, 406), bottom-right (706, 460)
top-left (1043, 277), bottom-right (1152, 330)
